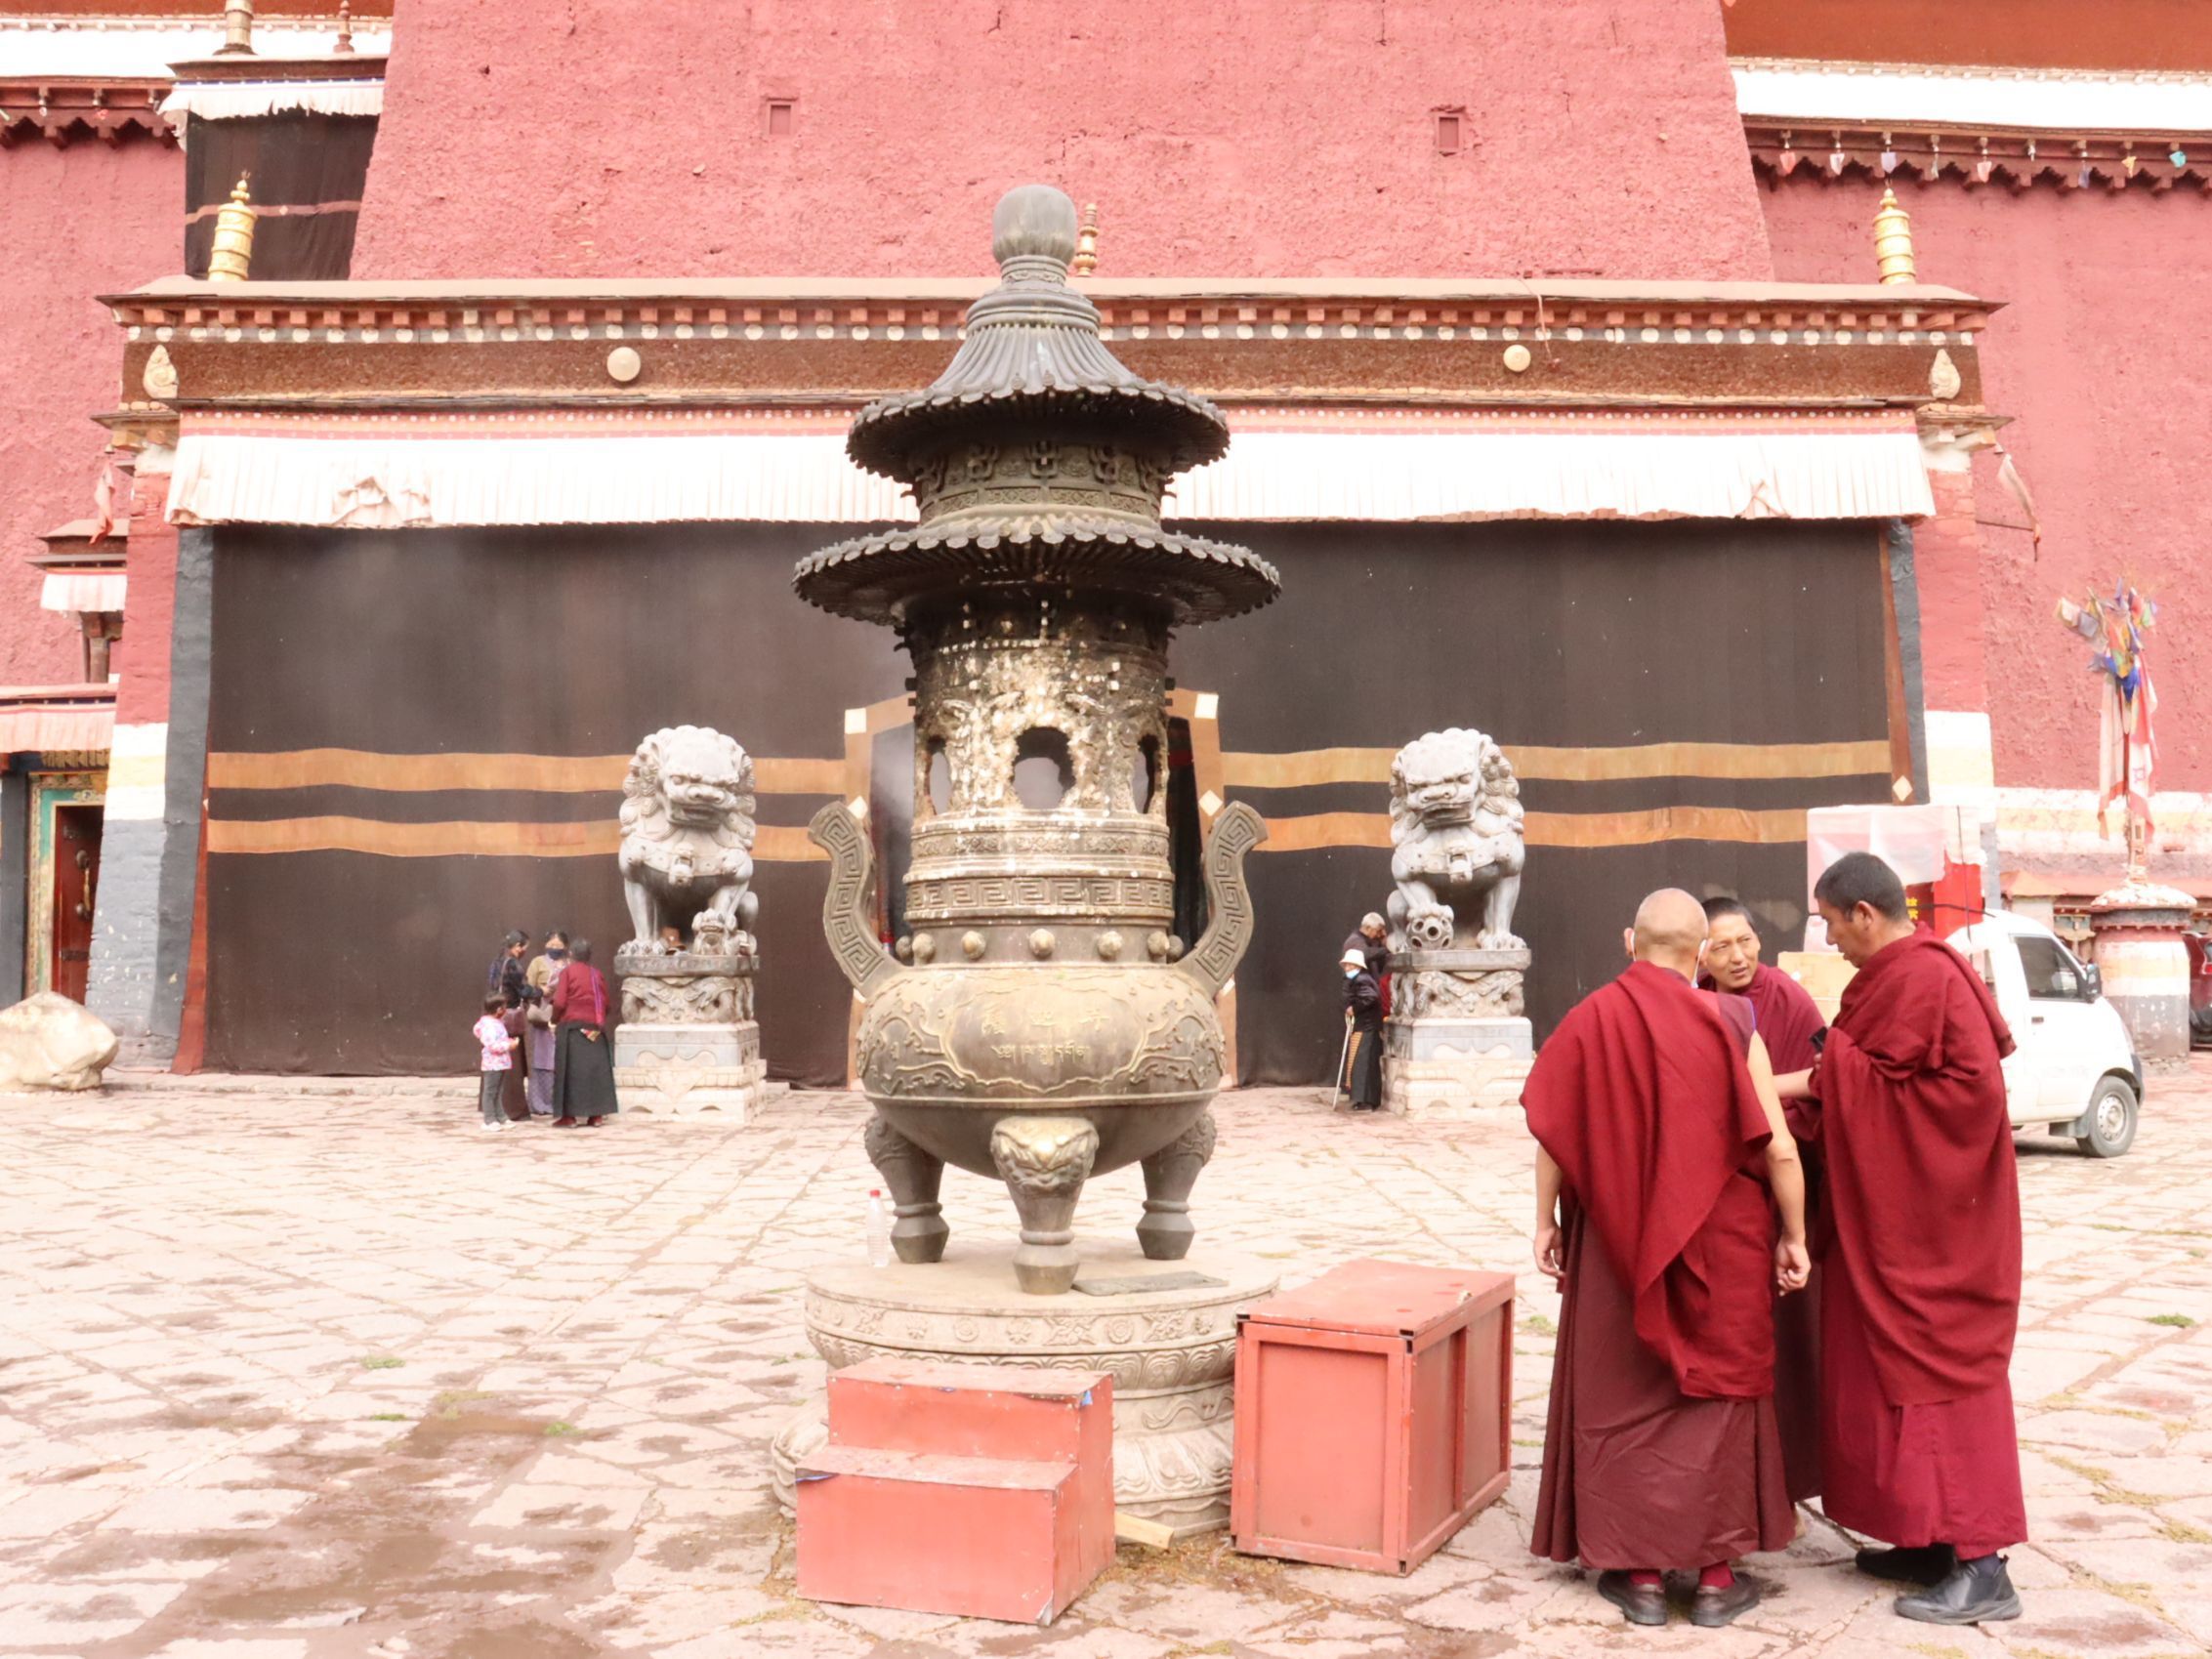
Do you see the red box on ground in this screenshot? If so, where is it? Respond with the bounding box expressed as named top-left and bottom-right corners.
top-left (796, 1358), bottom-right (1113, 1625)
top-left (1231, 1259), bottom-right (1514, 1574)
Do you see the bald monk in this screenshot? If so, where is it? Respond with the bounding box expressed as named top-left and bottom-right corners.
top-left (1779, 852), bottom-right (2025, 1625)
top-left (1700, 895), bottom-right (1827, 1504)
top-left (1525, 889), bottom-right (1810, 1628)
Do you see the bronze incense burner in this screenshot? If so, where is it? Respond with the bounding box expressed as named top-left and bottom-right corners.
top-left (796, 185), bottom-right (1278, 1293)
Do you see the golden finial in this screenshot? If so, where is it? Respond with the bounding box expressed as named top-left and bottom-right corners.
top-left (1873, 186), bottom-right (1917, 284)
top-left (218, 1), bottom-right (256, 56)
top-left (209, 175), bottom-right (257, 281)
top-left (334, 0), bottom-right (355, 55)
top-left (1072, 202), bottom-right (1100, 276)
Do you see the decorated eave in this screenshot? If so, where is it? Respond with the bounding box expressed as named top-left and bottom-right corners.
top-left (0, 683), bottom-right (115, 759)
top-left (1737, 57), bottom-right (2212, 192)
top-left (105, 274), bottom-right (2000, 532)
top-left (163, 46), bottom-right (386, 123)
top-left (0, 10), bottom-right (390, 145)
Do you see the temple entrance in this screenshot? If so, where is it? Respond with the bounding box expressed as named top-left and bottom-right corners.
top-left (49, 804), bottom-right (101, 1003)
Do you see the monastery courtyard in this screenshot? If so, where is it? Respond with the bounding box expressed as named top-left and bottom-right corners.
top-left (1, 1070), bottom-right (2207, 1659)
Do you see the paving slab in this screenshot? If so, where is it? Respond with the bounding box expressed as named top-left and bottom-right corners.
top-left (1, 1061), bottom-right (2208, 1656)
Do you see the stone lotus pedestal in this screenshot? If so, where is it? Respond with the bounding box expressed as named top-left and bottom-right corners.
top-left (772, 1240), bottom-right (1278, 1539)
top-left (611, 943), bottom-right (766, 1119)
top-left (1381, 949), bottom-right (1533, 1119)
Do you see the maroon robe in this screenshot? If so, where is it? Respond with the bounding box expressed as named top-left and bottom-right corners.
top-left (1525, 961), bottom-right (1796, 1569)
top-left (1701, 960), bottom-right (1828, 1502)
top-left (1809, 932), bottom-right (2026, 1555)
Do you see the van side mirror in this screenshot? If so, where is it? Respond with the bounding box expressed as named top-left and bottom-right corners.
top-left (2081, 962), bottom-right (2104, 1001)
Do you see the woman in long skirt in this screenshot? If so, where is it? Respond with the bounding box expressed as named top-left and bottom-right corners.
top-left (522, 931), bottom-right (567, 1118)
top-left (550, 937), bottom-right (620, 1129)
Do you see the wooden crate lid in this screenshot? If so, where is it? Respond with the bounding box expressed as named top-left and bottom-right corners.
top-left (1241, 1259), bottom-right (1513, 1341)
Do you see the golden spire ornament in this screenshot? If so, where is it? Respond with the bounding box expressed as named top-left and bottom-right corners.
top-left (1873, 187), bottom-right (1917, 284)
top-left (208, 175), bottom-right (258, 281)
top-left (1072, 201), bottom-right (1100, 275)
top-left (334, 0), bottom-right (355, 55)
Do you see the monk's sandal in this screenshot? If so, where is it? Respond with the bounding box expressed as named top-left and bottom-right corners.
top-left (1894, 1555), bottom-right (2021, 1625)
top-left (1595, 1571), bottom-right (1667, 1627)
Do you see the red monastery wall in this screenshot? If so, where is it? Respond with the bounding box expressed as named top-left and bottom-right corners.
top-left (0, 139), bottom-right (176, 684)
top-left (353, 0), bottom-right (1771, 281)
top-left (1764, 180), bottom-right (2212, 795)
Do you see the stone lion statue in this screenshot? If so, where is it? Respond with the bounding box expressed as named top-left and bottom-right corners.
top-left (1386, 727), bottom-right (1525, 953)
top-left (618, 726), bottom-right (759, 952)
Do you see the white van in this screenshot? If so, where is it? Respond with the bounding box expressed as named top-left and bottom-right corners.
top-left (1944, 910), bottom-right (2143, 1158)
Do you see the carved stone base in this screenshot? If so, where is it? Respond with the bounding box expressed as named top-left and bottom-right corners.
top-left (1382, 1016), bottom-right (1533, 1120)
top-left (770, 1239), bottom-right (1277, 1539)
top-left (610, 1021), bottom-right (766, 1119)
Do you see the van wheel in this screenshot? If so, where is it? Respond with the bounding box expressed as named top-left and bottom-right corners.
top-left (2076, 1076), bottom-right (2139, 1158)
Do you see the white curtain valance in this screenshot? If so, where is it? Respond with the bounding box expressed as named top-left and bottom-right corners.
top-left (162, 80), bottom-right (383, 123)
top-left (39, 572), bottom-right (126, 613)
top-left (168, 426), bottom-right (1935, 530)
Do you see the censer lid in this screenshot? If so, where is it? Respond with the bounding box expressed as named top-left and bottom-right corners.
top-left (843, 184), bottom-right (1231, 481)
top-left (797, 186), bottom-right (1279, 627)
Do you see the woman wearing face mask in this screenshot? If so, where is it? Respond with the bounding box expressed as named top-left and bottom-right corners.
top-left (522, 931), bottom-right (568, 1120)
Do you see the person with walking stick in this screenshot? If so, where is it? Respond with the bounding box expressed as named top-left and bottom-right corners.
top-left (1340, 947), bottom-right (1386, 1112)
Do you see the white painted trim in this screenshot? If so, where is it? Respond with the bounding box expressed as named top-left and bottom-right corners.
top-left (1732, 59), bottom-right (2212, 135)
top-left (0, 23), bottom-right (389, 79)
top-left (167, 429), bottom-right (1938, 529)
top-left (104, 721), bottom-right (168, 823)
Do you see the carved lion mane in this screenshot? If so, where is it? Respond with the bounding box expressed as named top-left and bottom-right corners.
top-left (1386, 727), bottom-right (1525, 953)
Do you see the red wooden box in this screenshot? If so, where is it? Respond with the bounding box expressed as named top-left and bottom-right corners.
top-left (796, 1358), bottom-right (1113, 1625)
top-left (1231, 1259), bottom-right (1514, 1574)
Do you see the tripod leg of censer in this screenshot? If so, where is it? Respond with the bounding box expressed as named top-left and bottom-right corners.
top-left (863, 1114), bottom-right (950, 1264)
top-left (989, 1117), bottom-right (1098, 1295)
top-left (1136, 1109), bottom-right (1217, 1261)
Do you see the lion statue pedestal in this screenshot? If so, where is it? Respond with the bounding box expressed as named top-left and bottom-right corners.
top-left (610, 726), bottom-right (769, 1120)
top-left (1379, 729), bottom-right (1533, 1119)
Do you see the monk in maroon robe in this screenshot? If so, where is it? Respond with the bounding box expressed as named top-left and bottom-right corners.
top-left (1701, 895), bottom-right (1827, 1504)
top-left (1525, 889), bottom-right (1810, 1629)
top-left (1784, 852), bottom-right (2025, 1627)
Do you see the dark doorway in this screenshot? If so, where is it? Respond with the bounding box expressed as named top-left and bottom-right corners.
top-left (51, 805), bottom-right (103, 1003)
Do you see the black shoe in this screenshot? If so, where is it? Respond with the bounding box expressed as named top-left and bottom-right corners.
top-left (1857, 1544), bottom-right (1957, 1585)
top-left (1596, 1571), bottom-right (1668, 1627)
top-left (1895, 1555), bottom-right (2022, 1625)
top-left (1690, 1578), bottom-right (1759, 1628)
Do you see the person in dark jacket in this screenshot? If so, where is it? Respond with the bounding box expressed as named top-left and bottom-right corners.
top-left (1342, 912), bottom-right (1389, 976)
top-left (1342, 947), bottom-right (1386, 1111)
top-left (488, 930), bottom-right (531, 1009)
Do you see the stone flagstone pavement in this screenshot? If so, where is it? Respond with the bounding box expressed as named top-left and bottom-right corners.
top-left (1, 1064), bottom-right (2209, 1657)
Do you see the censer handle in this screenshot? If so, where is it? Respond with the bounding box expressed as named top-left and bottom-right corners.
top-left (1175, 801), bottom-right (1268, 998)
top-left (808, 801), bottom-right (899, 997)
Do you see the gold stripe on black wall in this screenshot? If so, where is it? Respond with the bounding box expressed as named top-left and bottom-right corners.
top-left (206, 749), bottom-right (847, 795)
top-left (205, 817), bottom-right (828, 861)
top-left (1224, 738), bottom-right (1890, 789)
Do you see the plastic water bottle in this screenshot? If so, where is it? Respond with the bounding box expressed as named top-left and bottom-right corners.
top-left (866, 1189), bottom-right (893, 1268)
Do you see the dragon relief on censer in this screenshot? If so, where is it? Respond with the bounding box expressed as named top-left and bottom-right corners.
top-left (795, 183), bottom-right (1278, 1294)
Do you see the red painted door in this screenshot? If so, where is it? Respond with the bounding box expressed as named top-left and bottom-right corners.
top-left (51, 805), bottom-right (102, 1004)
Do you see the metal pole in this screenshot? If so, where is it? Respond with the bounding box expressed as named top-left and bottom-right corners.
top-left (1328, 1014), bottom-right (1352, 1109)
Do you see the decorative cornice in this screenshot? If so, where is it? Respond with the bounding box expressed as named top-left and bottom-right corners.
top-left (1747, 119), bottom-right (2212, 193)
top-left (0, 76), bottom-right (172, 145)
top-left (107, 278), bottom-right (1995, 346)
